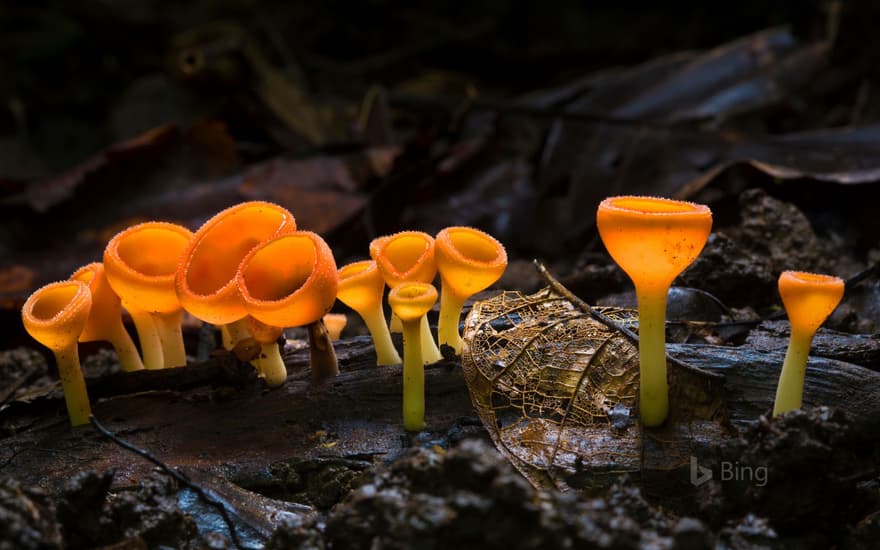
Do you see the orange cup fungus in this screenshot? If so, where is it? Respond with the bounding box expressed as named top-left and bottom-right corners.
top-left (238, 231), bottom-right (339, 383)
top-left (596, 196), bottom-right (712, 427)
top-left (322, 313), bottom-right (347, 341)
top-left (773, 271), bottom-right (844, 416)
top-left (388, 282), bottom-right (438, 431)
top-left (374, 231), bottom-right (443, 365)
top-left (103, 222), bottom-right (194, 369)
top-left (21, 280), bottom-right (93, 426)
top-left (336, 260), bottom-right (402, 366)
top-left (71, 263), bottom-right (144, 372)
top-left (434, 226), bottom-right (507, 354)
top-left (176, 201), bottom-right (297, 330)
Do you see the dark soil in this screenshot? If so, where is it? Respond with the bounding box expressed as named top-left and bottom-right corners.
top-left (5, 410), bottom-right (877, 549)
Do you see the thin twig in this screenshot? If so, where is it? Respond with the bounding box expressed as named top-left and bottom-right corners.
top-left (534, 260), bottom-right (721, 379)
top-left (89, 416), bottom-right (244, 550)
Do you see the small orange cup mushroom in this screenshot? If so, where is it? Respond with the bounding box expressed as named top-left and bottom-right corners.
top-left (435, 226), bottom-right (508, 354)
top-left (596, 196), bottom-right (712, 427)
top-left (323, 313), bottom-right (347, 340)
top-left (773, 271), bottom-right (844, 416)
top-left (21, 280), bottom-right (93, 426)
top-left (175, 201), bottom-right (297, 347)
top-left (374, 231), bottom-right (443, 365)
top-left (71, 263), bottom-right (144, 372)
top-left (388, 282), bottom-right (438, 431)
top-left (336, 260), bottom-right (402, 366)
top-left (238, 231), bottom-right (339, 383)
top-left (104, 222), bottom-right (194, 369)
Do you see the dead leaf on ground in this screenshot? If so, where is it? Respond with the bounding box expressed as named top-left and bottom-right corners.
top-left (461, 288), bottom-right (727, 491)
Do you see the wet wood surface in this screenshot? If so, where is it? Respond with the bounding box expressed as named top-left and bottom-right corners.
top-left (2, 333), bottom-right (879, 491)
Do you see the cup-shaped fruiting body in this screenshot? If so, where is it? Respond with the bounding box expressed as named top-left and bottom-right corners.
top-left (388, 282), bottom-right (438, 431)
top-left (336, 260), bottom-right (401, 366)
top-left (176, 201), bottom-right (297, 331)
top-left (323, 313), bottom-right (347, 340)
top-left (435, 226), bottom-right (507, 354)
top-left (104, 222), bottom-right (194, 369)
top-left (374, 231), bottom-right (443, 365)
top-left (773, 271), bottom-right (844, 416)
top-left (597, 196), bottom-right (712, 427)
top-left (238, 231), bottom-right (339, 383)
top-left (21, 281), bottom-right (93, 426)
top-left (71, 263), bottom-right (144, 372)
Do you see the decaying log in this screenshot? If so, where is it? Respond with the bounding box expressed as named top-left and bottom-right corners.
top-left (0, 337), bottom-right (472, 490)
top-left (2, 334), bottom-right (879, 491)
top-left (670, 342), bottom-right (880, 430)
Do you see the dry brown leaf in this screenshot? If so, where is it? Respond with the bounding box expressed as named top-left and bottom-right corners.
top-left (461, 288), bottom-right (728, 490)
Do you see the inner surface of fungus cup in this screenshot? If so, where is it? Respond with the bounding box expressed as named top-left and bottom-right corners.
top-left (434, 226), bottom-right (507, 355)
top-left (773, 270), bottom-right (844, 416)
top-left (176, 201), bottom-right (297, 327)
top-left (238, 231), bottom-right (339, 383)
top-left (388, 282), bottom-right (439, 431)
top-left (597, 195), bottom-right (712, 427)
top-left (104, 222), bottom-right (194, 369)
top-left (336, 260), bottom-right (401, 366)
top-left (21, 280), bottom-right (93, 426)
top-left (71, 263), bottom-right (144, 372)
top-left (375, 231), bottom-right (443, 365)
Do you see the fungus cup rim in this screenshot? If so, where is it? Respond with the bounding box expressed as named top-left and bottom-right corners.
top-left (22, 280), bottom-right (91, 329)
top-left (237, 231), bottom-right (338, 326)
top-left (435, 226), bottom-right (507, 269)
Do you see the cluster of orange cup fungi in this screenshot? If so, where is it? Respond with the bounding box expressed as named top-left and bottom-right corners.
top-left (22, 200), bottom-right (508, 430)
top-left (25, 193), bottom-right (839, 431)
top-left (337, 227), bottom-right (507, 430)
top-left (597, 196), bottom-right (844, 427)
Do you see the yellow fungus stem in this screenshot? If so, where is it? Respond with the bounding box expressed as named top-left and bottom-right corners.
top-left (773, 328), bottom-right (813, 416)
top-left (128, 308), bottom-right (164, 370)
top-left (419, 316), bottom-right (443, 365)
top-left (104, 320), bottom-right (144, 372)
top-left (361, 305), bottom-right (402, 366)
top-left (222, 318), bottom-right (252, 350)
top-left (437, 287), bottom-right (465, 354)
top-left (400, 317), bottom-right (426, 431)
top-left (636, 289), bottom-right (669, 427)
top-left (153, 310), bottom-right (186, 368)
top-left (389, 312), bottom-right (402, 333)
top-left (258, 342), bottom-right (288, 387)
top-left (55, 343), bottom-right (91, 426)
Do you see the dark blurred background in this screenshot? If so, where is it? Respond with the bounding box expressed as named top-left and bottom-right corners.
top-left (2, 0), bottom-right (876, 177)
top-left (4, 0), bottom-right (880, 347)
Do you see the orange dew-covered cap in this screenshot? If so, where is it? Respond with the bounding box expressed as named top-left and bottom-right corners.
top-left (22, 280), bottom-right (92, 351)
top-left (596, 195), bottom-right (712, 290)
top-left (374, 231), bottom-right (437, 288)
top-left (238, 231), bottom-right (338, 328)
top-left (103, 222), bottom-right (193, 314)
top-left (336, 260), bottom-right (385, 313)
top-left (388, 282), bottom-right (438, 322)
top-left (435, 226), bottom-right (507, 298)
top-left (778, 270), bottom-right (844, 334)
top-left (176, 201), bottom-right (296, 324)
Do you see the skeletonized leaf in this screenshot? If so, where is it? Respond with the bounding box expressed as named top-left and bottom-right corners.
top-left (461, 288), bottom-right (728, 490)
